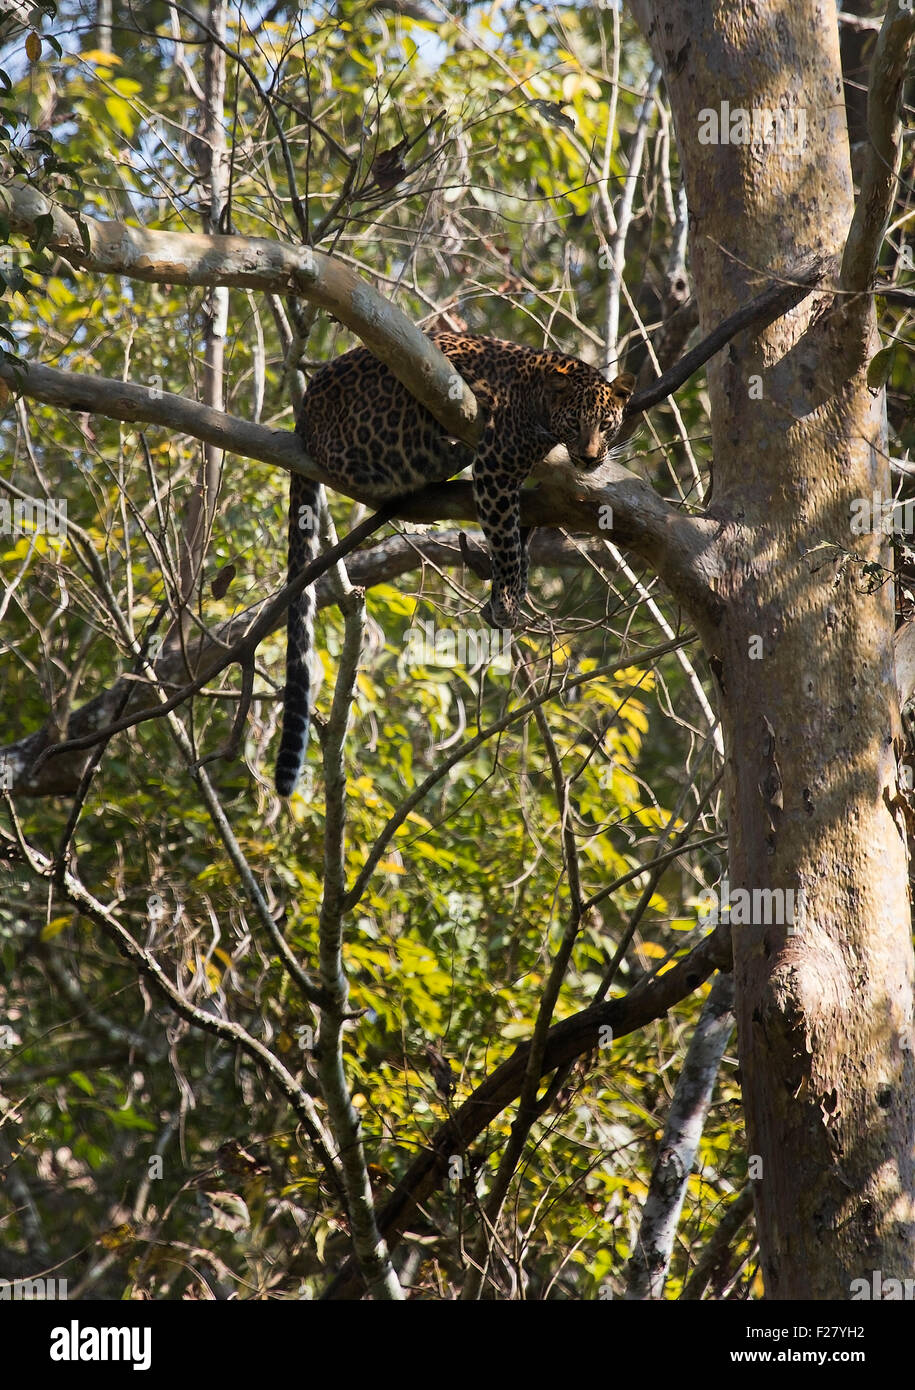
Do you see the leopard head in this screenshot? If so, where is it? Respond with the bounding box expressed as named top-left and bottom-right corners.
top-left (545, 368), bottom-right (636, 469)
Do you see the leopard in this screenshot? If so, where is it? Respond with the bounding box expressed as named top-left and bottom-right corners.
top-left (274, 331), bottom-right (635, 796)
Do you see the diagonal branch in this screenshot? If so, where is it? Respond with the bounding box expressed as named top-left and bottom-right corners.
top-left (18, 500), bottom-right (402, 783)
top-left (623, 970), bottom-right (735, 1299)
top-left (839, 1), bottom-right (915, 296)
top-left (621, 255), bottom-right (830, 425)
top-left (0, 182), bottom-right (481, 442)
top-left (460, 684), bottom-right (588, 1299)
top-left (320, 920), bottom-right (733, 1299)
top-left (313, 532), bottom-right (403, 1299)
top-left (0, 530), bottom-right (662, 799)
top-left (0, 355), bottom-right (319, 476)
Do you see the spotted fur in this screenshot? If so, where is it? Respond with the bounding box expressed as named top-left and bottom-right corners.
top-left (275, 332), bottom-right (635, 795)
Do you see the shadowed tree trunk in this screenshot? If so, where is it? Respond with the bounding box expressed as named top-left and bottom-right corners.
top-left (638, 0), bottom-right (915, 1297)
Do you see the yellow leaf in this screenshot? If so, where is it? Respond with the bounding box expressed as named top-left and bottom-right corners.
top-left (99, 1222), bottom-right (135, 1250)
top-left (4, 535), bottom-right (48, 559)
top-left (41, 916), bottom-right (71, 941)
top-left (561, 72), bottom-right (601, 101)
top-left (82, 49), bottom-right (122, 65)
top-left (106, 95), bottom-right (134, 138)
top-left (501, 1021), bottom-right (533, 1039)
top-left (640, 941), bottom-right (667, 959)
top-left (46, 277), bottom-right (75, 307)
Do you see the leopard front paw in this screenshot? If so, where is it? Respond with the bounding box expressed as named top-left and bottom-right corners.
top-left (482, 591), bottom-right (520, 630)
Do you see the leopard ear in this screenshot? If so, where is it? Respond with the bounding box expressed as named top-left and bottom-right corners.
top-left (612, 371), bottom-right (636, 399)
top-left (547, 371), bottom-right (576, 403)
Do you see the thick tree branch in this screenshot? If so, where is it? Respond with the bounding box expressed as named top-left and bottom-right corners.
top-left (0, 355), bottom-right (327, 479)
top-left (0, 182), bottom-right (481, 441)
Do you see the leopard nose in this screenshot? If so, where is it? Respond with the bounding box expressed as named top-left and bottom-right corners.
top-left (580, 434), bottom-right (602, 461)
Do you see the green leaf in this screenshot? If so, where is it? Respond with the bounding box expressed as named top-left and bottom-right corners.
top-left (867, 345), bottom-right (896, 390)
top-left (102, 1107), bottom-right (156, 1132)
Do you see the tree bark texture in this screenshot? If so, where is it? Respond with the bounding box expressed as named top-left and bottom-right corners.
top-left (646, 0), bottom-right (915, 1297)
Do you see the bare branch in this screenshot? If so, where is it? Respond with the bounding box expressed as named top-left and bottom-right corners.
top-left (312, 529), bottom-right (403, 1299)
top-left (0, 529), bottom-right (655, 799)
top-left (461, 684), bottom-right (589, 1300)
top-left (623, 255), bottom-right (830, 424)
top-left (838, 11), bottom-right (882, 34)
top-left (0, 356), bottom-right (323, 478)
top-left (150, 676), bottom-right (328, 1010)
top-left (839, 1), bottom-right (915, 295)
top-left (604, 65), bottom-right (661, 372)
top-left (13, 501), bottom-right (402, 787)
top-left (623, 971), bottom-right (735, 1299)
top-left (0, 821), bottom-right (345, 1201)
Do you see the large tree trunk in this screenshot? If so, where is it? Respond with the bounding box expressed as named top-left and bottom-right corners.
top-left (644, 0), bottom-right (915, 1296)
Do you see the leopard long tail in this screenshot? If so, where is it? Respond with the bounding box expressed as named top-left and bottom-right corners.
top-left (275, 472), bottom-right (320, 796)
